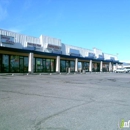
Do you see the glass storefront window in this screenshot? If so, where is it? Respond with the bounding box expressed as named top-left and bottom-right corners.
top-left (103, 63), bottom-right (109, 72)
top-left (70, 61), bottom-right (75, 72)
top-left (24, 57), bottom-right (28, 72)
top-left (66, 61), bottom-right (70, 72)
top-left (51, 59), bottom-right (55, 72)
top-left (42, 59), bottom-right (46, 72)
top-left (2, 55), bottom-right (9, 72)
top-left (36, 58), bottom-right (43, 72)
top-left (60, 60), bottom-right (75, 72)
top-left (97, 63), bottom-right (100, 72)
top-left (92, 63), bottom-right (97, 72)
top-left (35, 58), bottom-right (55, 73)
top-left (66, 61), bottom-right (70, 68)
top-left (83, 62), bottom-right (89, 72)
top-left (46, 59), bottom-right (51, 72)
top-left (60, 60), bottom-right (66, 72)
top-left (10, 55), bottom-right (19, 72)
top-left (78, 62), bottom-right (82, 72)
top-left (20, 57), bottom-right (24, 73)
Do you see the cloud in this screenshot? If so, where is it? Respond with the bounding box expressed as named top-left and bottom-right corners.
top-left (0, 5), bottom-right (7, 21)
top-left (0, 0), bottom-right (10, 21)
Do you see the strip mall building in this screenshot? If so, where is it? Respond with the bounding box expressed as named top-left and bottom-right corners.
top-left (0, 29), bottom-right (121, 73)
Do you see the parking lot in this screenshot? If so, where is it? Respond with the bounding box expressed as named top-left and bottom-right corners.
top-left (0, 73), bottom-right (130, 130)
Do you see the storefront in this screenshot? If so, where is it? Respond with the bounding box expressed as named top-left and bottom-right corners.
top-left (0, 54), bottom-right (28, 73)
top-left (34, 58), bottom-right (55, 73)
top-left (77, 61), bottom-right (89, 72)
top-left (0, 29), bottom-right (122, 73)
top-left (60, 60), bottom-right (75, 72)
top-left (92, 62), bottom-right (100, 72)
top-left (102, 63), bottom-right (109, 72)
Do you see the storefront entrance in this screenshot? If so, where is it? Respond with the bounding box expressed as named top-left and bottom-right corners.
top-left (82, 62), bottom-right (89, 72)
top-left (0, 54), bottom-right (28, 73)
top-left (35, 58), bottom-right (55, 73)
top-left (78, 62), bottom-right (82, 72)
top-left (102, 63), bottom-right (109, 72)
top-left (19, 56), bottom-right (28, 73)
top-left (60, 60), bottom-right (75, 72)
top-left (92, 62), bottom-right (100, 72)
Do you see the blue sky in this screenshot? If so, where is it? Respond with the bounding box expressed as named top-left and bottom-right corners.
top-left (0, 0), bottom-right (130, 61)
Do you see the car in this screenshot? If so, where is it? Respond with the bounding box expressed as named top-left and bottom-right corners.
top-left (124, 67), bottom-right (130, 73)
top-left (115, 68), bottom-right (127, 73)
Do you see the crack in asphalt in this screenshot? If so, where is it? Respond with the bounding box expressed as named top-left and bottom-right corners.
top-left (34, 100), bottom-right (94, 130)
top-left (0, 90), bottom-right (84, 102)
top-left (95, 100), bottom-right (130, 107)
top-left (64, 81), bottom-right (86, 84)
top-left (107, 79), bottom-right (116, 82)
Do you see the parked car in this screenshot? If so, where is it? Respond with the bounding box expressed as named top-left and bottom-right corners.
top-left (115, 67), bottom-right (130, 73)
top-left (115, 68), bottom-right (128, 73)
top-left (124, 67), bottom-right (130, 73)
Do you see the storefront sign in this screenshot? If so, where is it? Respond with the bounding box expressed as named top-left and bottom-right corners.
top-left (27, 42), bottom-right (41, 48)
top-left (47, 44), bottom-right (61, 50)
top-left (110, 57), bottom-right (115, 61)
top-left (70, 49), bottom-right (80, 56)
top-left (98, 55), bottom-right (104, 59)
top-left (88, 52), bottom-right (95, 58)
top-left (1, 35), bottom-right (14, 44)
top-left (52, 50), bottom-right (62, 54)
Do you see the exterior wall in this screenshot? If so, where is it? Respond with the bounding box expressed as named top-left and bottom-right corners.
top-left (93, 48), bottom-right (103, 59)
top-left (0, 28), bottom-right (119, 62)
top-left (40, 35), bottom-right (61, 53)
top-left (86, 49), bottom-right (94, 58)
top-left (61, 43), bottom-right (95, 58)
top-left (0, 29), bottom-right (41, 51)
top-left (103, 53), bottom-right (118, 61)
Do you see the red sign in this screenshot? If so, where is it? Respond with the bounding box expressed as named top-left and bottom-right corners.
top-left (47, 44), bottom-right (61, 50)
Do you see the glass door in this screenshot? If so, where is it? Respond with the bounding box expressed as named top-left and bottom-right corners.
top-left (46, 59), bottom-right (51, 72)
top-left (83, 62), bottom-right (89, 72)
top-left (97, 63), bottom-right (100, 72)
top-left (66, 61), bottom-right (70, 72)
top-left (20, 57), bottom-right (24, 73)
top-left (70, 61), bottom-right (75, 72)
top-left (3, 55), bottom-right (9, 72)
top-left (24, 57), bottom-right (28, 73)
top-left (10, 55), bottom-right (19, 73)
top-left (60, 60), bottom-right (66, 72)
top-left (78, 62), bottom-right (82, 72)
top-left (50, 59), bottom-right (55, 72)
top-left (36, 58), bottom-right (43, 72)
top-left (42, 59), bottom-right (46, 72)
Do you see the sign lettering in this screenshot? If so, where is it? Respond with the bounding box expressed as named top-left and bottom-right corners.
top-left (27, 42), bottom-right (41, 48)
top-left (47, 44), bottom-right (61, 50)
top-left (1, 35), bottom-right (14, 44)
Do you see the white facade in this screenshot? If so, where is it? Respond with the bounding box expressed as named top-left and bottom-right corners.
top-left (93, 48), bottom-right (103, 59)
top-left (0, 28), bottom-right (118, 61)
top-left (103, 53), bottom-right (118, 61)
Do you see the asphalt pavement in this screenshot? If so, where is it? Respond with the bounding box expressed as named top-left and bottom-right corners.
top-left (0, 72), bottom-right (130, 130)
